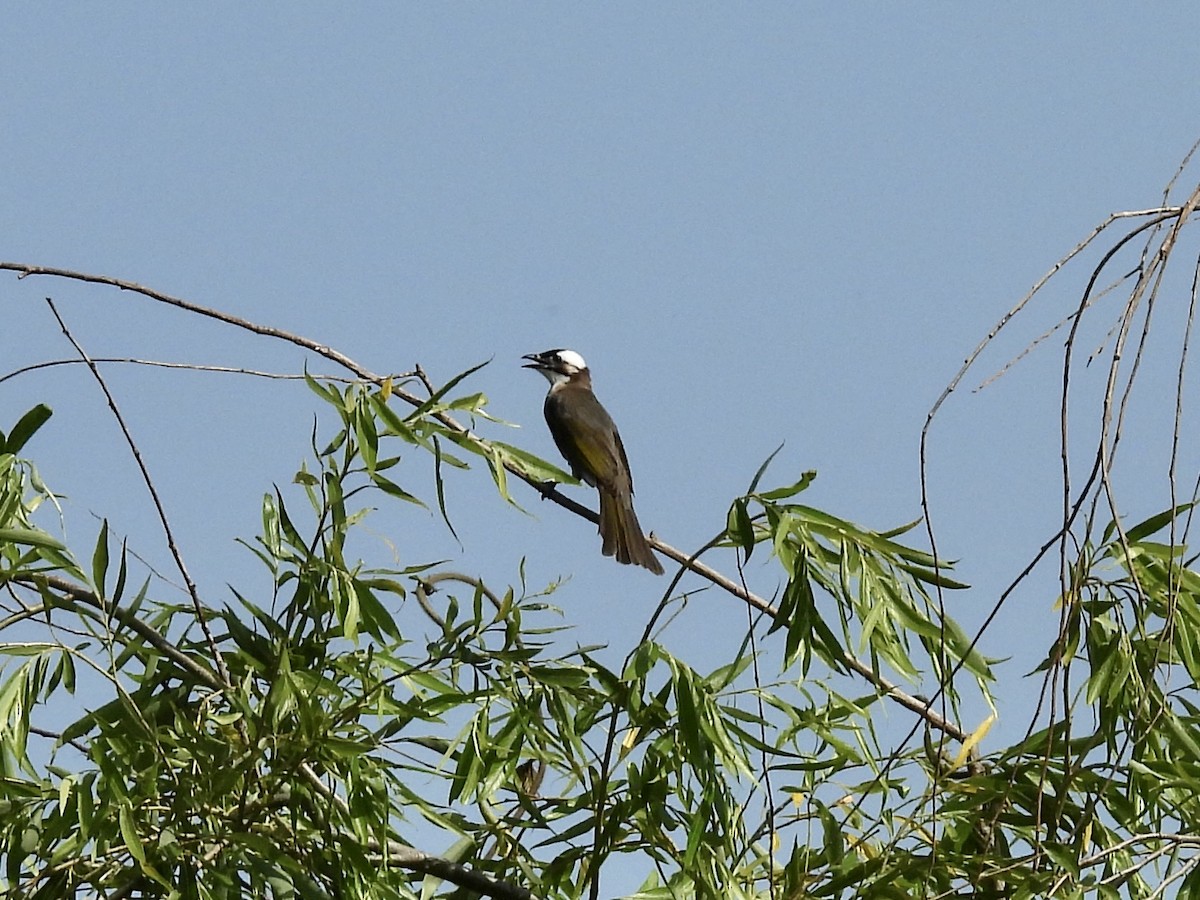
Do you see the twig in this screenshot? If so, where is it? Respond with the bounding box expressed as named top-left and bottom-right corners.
top-left (414, 570), bottom-right (510, 628)
top-left (29, 724), bottom-right (89, 755)
top-left (44, 298), bottom-right (232, 687)
top-left (5, 262), bottom-right (967, 744)
top-left (3, 263), bottom-right (381, 380)
top-left (19, 574), bottom-right (224, 690)
top-left (0, 356), bottom-right (383, 386)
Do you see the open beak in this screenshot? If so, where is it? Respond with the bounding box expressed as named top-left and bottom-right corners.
top-left (521, 352), bottom-right (548, 369)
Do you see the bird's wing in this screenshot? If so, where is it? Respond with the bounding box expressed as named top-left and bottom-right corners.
top-left (544, 388), bottom-right (632, 494)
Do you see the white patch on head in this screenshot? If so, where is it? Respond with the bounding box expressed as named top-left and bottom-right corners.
top-left (555, 349), bottom-right (588, 371)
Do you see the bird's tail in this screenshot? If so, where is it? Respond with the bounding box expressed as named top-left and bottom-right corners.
top-left (599, 490), bottom-right (664, 575)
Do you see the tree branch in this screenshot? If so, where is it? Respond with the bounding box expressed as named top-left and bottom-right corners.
top-left (19, 574), bottom-right (225, 690)
top-left (4, 261), bottom-right (968, 743)
top-left (45, 297), bottom-right (232, 686)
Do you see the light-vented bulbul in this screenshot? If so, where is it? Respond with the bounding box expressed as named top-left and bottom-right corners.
top-left (523, 349), bottom-right (664, 575)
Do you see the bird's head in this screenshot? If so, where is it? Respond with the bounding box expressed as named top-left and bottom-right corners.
top-left (522, 348), bottom-right (589, 387)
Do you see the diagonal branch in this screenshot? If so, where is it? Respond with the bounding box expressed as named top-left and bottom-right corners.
top-left (45, 298), bottom-right (232, 687)
top-left (17, 574), bottom-right (224, 689)
top-left (4, 261), bottom-right (966, 742)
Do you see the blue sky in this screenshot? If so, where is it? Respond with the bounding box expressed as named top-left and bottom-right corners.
top-left (4, 2), bottom-right (1200, 862)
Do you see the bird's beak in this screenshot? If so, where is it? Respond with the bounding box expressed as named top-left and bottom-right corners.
top-left (521, 352), bottom-right (547, 369)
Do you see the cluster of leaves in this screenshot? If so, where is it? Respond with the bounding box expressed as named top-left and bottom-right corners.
top-left (1, 354), bottom-right (1199, 899)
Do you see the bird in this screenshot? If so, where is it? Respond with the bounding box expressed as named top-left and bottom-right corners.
top-left (522, 349), bottom-right (664, 575)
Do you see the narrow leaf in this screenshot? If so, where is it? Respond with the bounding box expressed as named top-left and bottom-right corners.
top-left (0, 527), bottom-right (67, 551)
top-left (5, 405), bottom-right (53, 454)
top-left (490, 441), bottom-right (577, 485)
top-left (407, 360), bottom-right (491, 422)
top-left (758, 470), bottom-right (818, 501)
top-left (118, 805), bottom-right (145, 865)
top-left (91, 520), bottom-right (109, 597)
top-left (746, 443), bottom-right (785, 494)
top-left (1123, 503), bottom-right (1195, 544)
top-left (726, 499), bottom-right (755, 556)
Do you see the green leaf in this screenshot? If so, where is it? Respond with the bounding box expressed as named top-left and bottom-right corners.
top-left (118, 804), bottom-right (145, 865)
top-left (446, 391), bottom-right (488, 412)
top-left (91, 520), bottom-right (109, 596)
top-left (420, 836), bottom-right (477, 900)
top-left (406, 359), bottom-right (491, 422)
top-left (896, 561), bottom-right (970, 590)
top-left (372, 472), bottom-right (426, 507)
top-left (484, 445), bottom-right (515, 506)
top-left (757, 469), bottom-right (817, 501)
top-left (431, 434), bottom-right (460, 542)
top-left (223, 607), bottom-right (268, 660)
top-left (1161, 707), bottom-right (1200, 760)
top-left (726, 498), bottom-right (755, 556)
top-left (111, 538), bottom-right (128, 605)
top-left (351, 578), bottom-right (401, 640)
top-left (4, 404), bottom-right (53, 455)
top-left (0, 527), bottom-right (67, 551)
top-left (1116, 503), bottom-right (1195, 544)
top-left (673, 670), bottom-right (702, 761)
top-left (261, 492), bottom-right (281, 561)
top-left (794, 504), bottom-right (942, 566)
top-left (341, 572), bottom-right (360, 641)
top-left (370, 389), bottom-right (420, 441)
top-left (354, 401), bottom-right (379, 475)
top-left (303, 372), bottom-right (345, 409)
top-left (490, 441), bottom-right (577, 485)
top-left (746, 443), bottom-right (785, 494)
top-left (273, 489), bottom-right (307, 552)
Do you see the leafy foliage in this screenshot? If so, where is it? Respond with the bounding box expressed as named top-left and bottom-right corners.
top-left (0, 380), bottom-right (1001, 899)
top-left (6, 176), bottom-right (1200, 900)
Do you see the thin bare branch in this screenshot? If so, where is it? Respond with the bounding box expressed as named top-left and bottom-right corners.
top-left (45, 298), bottom-right (232, 687)
top-left (0, 356), bottom-right (385, 386)
top-left (2, 263), bottom-right (381, 380)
